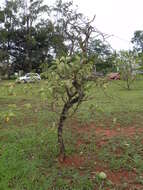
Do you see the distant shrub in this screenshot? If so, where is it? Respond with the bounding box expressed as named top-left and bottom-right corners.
top-left (9, 75), bottom-right (17, 80)
top-left (40, 72), bottom-right (49, 80)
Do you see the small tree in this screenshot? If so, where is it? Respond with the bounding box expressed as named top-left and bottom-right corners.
top-left (116, 51), bottom-right (137, 90)
top-left (46, 2), bottom-right (107, 160)
top-left (46, 55), bottom-right (94, 160)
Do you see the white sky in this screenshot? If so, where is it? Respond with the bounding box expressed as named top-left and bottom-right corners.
top-left (61, 0), bottom-right (143, 51)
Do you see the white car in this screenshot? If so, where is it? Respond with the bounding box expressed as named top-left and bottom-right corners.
top-left (17, 73), bottom-right (41, 83)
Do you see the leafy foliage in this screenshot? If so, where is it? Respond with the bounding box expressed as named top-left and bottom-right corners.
top-left (0, 0), bottom-right (116, 75)
top-left (88, 38), bottom-right (115, 73)
top-left (47, 56), bottom-right (93, 111)
top-left (45, 55), bottom-right (95, 158)
top-left (116, 51), bottom-right (137, 90)
top-left (132, 30), bottom-right (143, 53)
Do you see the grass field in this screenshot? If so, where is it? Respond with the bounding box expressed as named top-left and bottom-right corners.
top-left (0, 79), bottom-right (143, 189)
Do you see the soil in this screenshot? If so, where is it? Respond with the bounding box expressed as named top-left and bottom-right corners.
top-left (60, 121), bottom-right (143, 188)
top-left (75, 123), bottom-right (143, 138)
top-left (59, 154), bottom-right (85, 168)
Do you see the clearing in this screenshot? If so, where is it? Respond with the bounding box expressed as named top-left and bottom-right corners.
top-left (0, 80), bottom-right (143, 189)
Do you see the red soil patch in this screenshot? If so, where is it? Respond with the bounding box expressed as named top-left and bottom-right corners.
top-left (96, 139), bottom-right (109, 147)
top-left (93, 164), bottom-right (140, 188)
top-left (92, 164), bottom-right (122, 184)
top-left (106, 170), bottom-right (136, 184)
top-left (73, 121), bottom-right (143, 148)
top-left (77, 139), bottom-right (91, 147)
top-left (66, 121), bottom-right (143, 188)
top-left (77, 139), bottom-right (85, 146)
top-left (73, 122), bottom-right (143, 139)
top-left (59, 155), bottom-right (85, 168)
top-left (95, 126), bottom-right (143, 138)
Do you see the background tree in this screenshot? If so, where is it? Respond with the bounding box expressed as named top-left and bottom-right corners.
top-left (0, 0), bottom-right (112, 76)
top-left (11, 0), bottom-right (51, 72)
top-left (0, 0), bottom-right (20, 77)
top-left (0, 0), bottom-right (56, 73)
top-left (132, 30), bottom-right (143, 70)
top-left (116, 51), bottom-right (136, 90)
top-left (132, 30), bottom-right (143, 53)
top-left (88, 38), bottom-right (116, 73)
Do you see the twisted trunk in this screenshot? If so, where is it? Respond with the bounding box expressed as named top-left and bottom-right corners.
top-left (58, 93), bottom-right (84, 161)
top-left (58, 102), bottom-right (69, 161)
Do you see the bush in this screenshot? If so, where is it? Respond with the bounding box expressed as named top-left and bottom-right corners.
top-left (40, 72), bottom-right (49, 80)
top-left (9, 75), bottom-right (17, 80)
top-left (1, 74), bottom-right (9, 80)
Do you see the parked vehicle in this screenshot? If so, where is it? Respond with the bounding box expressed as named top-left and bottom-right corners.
top-left (107, 73), bottom-right (120, 80)
top-left (16, 73), bottom-right (41, 83)
top-left (135, 70), bottom-right (143, 75)
top-left (94, 71), bottom-right (104, 77)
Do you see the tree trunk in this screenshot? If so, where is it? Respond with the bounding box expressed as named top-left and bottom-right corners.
top-left (58, 103), bottom-right (69, 161)
top-left (126, 78), bottom-right (130, 90)
top-left (57, 95), bottom-right (83, 161)
top-left (58, 116), bottom-right (66, 161)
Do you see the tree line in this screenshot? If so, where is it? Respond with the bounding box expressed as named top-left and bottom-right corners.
top-left (0, 0), bottom-right (143, 77)
top-left (0, 0), bottom-right (117, 76)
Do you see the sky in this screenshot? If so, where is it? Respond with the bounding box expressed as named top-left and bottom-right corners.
top-left (57, 0), bottom-right (143, 51)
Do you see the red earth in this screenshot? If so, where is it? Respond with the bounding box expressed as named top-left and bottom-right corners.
top-left (75, 122), bottom-right (143, 138)
top-left (59, 154), bottom-right (85, 168)
top-left (59, 121), bottom-right (143, 188)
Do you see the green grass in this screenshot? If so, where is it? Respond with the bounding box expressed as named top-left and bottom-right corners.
top-left (0, 79), bottom-right (143, 189)
top-left (78, 79), bottom-right (143, 125)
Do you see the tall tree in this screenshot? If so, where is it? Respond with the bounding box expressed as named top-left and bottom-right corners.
top-left (131, 30), bottom-right (143, 68)
top-left (116, 51), bottom-right (136, 90)
top-left (88, 38), bottom-right (115, 73)
top-left (0, 0), bottom-right (54, 73)
top-left (132, 30), bottom-right (143, 53)
top-left (0, 0), bottom-right (19, 76)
